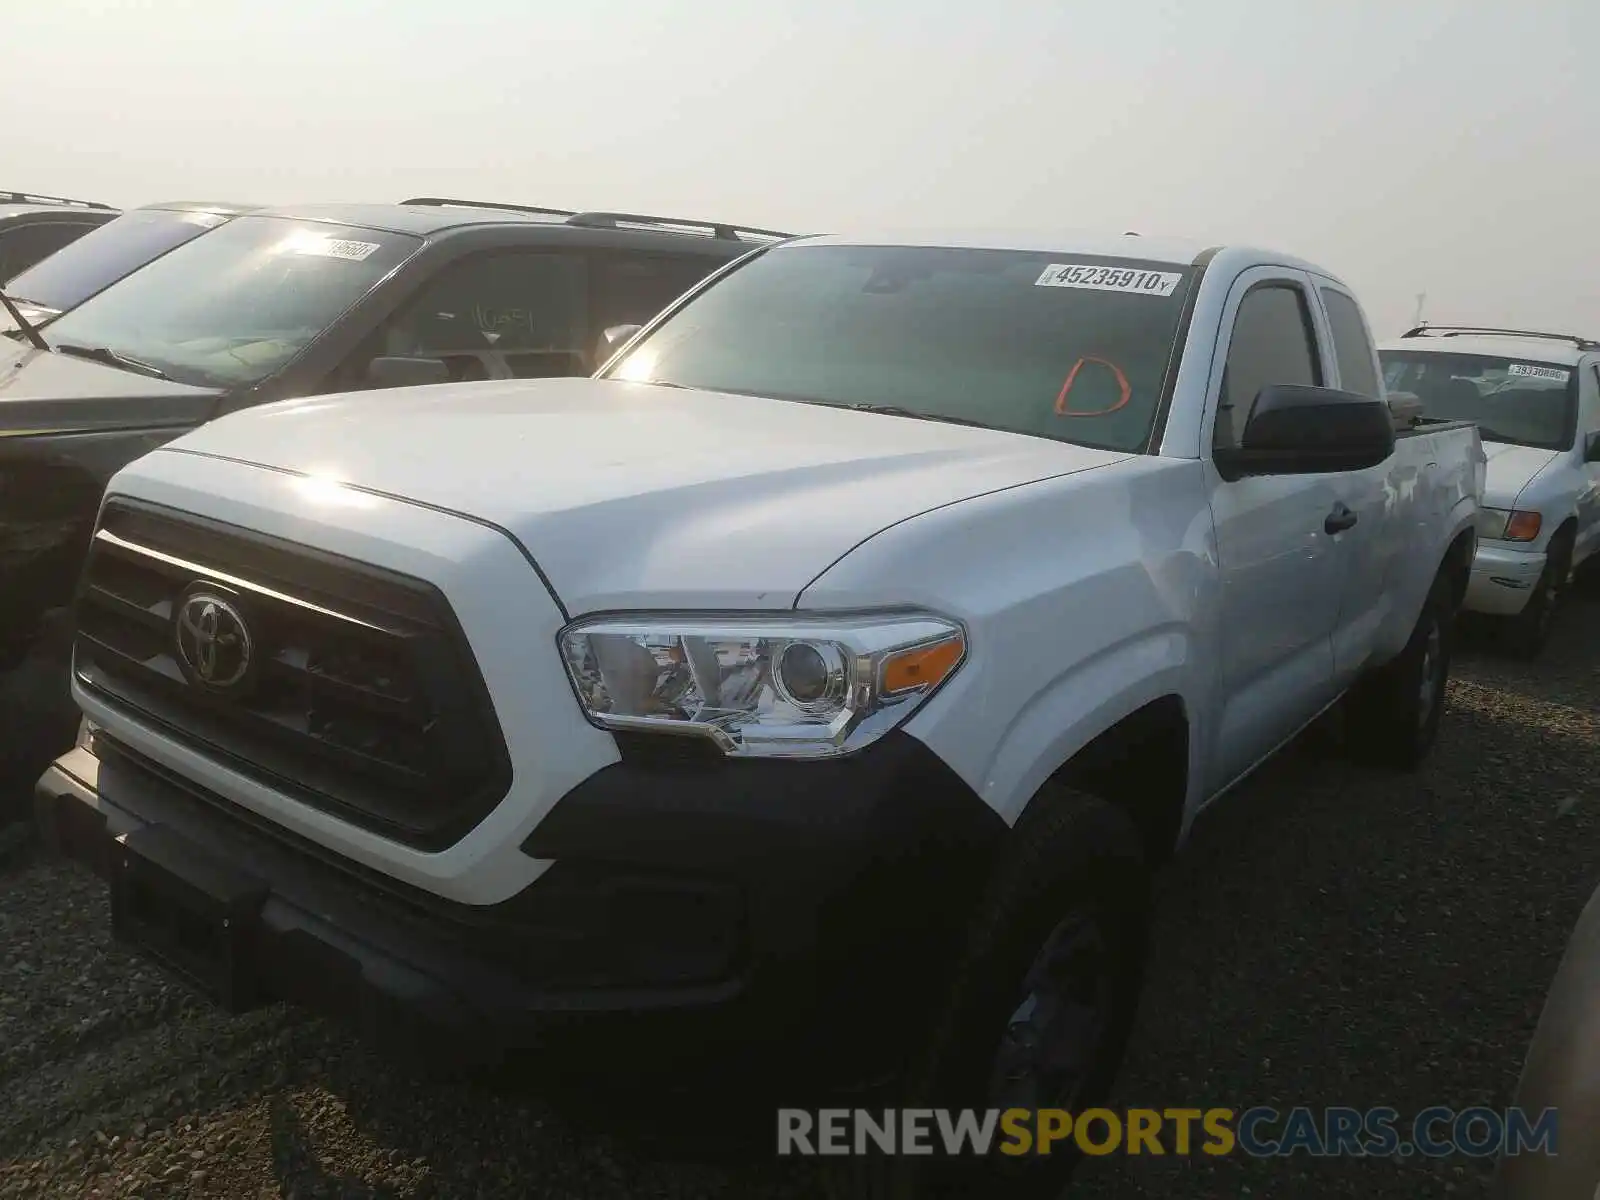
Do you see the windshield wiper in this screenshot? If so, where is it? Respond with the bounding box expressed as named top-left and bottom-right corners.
top-left (844, 403), bottom-right (992, 429)
top-left (0, 290), bottom-right (48, 351)
top-left (54, 342), bottom-right (171, 381)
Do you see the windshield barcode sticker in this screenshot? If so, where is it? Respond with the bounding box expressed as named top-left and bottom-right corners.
top-left (284, 236), bottom-right (381, 262)
top-left (1507, 363), bottom-right (1570, 382)
top-left (1035, 264), bottom-right (1183, 297)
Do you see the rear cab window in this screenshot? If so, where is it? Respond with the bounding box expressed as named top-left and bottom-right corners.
top-left (1380, 350), bottom-right (1578, 451)
top-left (602, 243), bottom-right (1198, 454)
top-left (1319, 287), bottom-right (1381, 399)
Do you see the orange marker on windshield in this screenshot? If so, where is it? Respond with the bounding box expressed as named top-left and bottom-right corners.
top-left (1055, 356), bottom-right (1132, 417)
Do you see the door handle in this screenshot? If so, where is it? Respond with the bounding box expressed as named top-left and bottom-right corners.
top-left (1325, 502), bottom-right (1358, 535)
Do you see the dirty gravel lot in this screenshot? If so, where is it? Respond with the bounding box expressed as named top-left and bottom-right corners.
top-left (2, 595), bottom-right (1597, 1199)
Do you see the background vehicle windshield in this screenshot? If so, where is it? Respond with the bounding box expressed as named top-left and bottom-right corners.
top-left (2, 208), bottom-right (229, 321)
top-left (604, 243), bottom-right (1196, 453)
top-left (1380, 350), bottom-right (1578, 451)
top-left (42, 216), bottom-right (421, 387)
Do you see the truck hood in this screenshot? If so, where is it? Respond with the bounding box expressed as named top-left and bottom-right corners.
top-left (164, 377), bottom-right (1132, 612)
top-left (0, 345), bottom-right (222, 435)
top-left (1482, 440), bottom-right (1559, 508)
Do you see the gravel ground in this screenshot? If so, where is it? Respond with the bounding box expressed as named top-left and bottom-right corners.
top-left (2, 593), bottom-right (1597, 1199)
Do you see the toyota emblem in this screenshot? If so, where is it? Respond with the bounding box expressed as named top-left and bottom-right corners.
top-left (174, 590), bottom-right (254, 691)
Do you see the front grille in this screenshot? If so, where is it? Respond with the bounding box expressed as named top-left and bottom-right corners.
top-left (73, 498), bottom-right (512, 850)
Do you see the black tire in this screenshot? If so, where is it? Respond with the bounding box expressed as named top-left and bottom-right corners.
top-left (828, 787), bottom-right (1151, 1200)
top-left (1344, 577), bottom-right (1452, 771)
top-left (0, 613), bottom-right (80, 826)
top-left (1503, 534), bottom-right (1571, 659)
top-left (1575, 554), bottom-right (1600, 599)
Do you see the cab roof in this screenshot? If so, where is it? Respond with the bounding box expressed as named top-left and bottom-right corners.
top-left (787, 229), bottom-right (1343, 281)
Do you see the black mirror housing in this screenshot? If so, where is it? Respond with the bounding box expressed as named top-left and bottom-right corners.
top-left (1584, 431), bottom-right (1600, 463)
top-left (1216, 384), bottom-right (1395, 479)
top-left (365, 355), bottom-right (451, 390)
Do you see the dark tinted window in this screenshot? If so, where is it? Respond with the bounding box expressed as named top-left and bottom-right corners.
top-left (1216, 284), bottom-right (1323, 450)
top-left (0, 221), bottom-right (101, 284)
top-left (1380, 350), bottom-right (1577, 450)
top-left (594, 253), bottom-right (720, 333)
top-left (4, 208), bottom-right (227, 312)
top-left (1320, 288), bottom-right (1381, 399)
top-left (374, 252), bottom-right (590, 382)
top-left (605, 244), bottom-right (1196, 453)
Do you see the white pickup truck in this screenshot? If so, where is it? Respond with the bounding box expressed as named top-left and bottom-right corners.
top-left (1379, 325), bottom-right (1600, 656)
top-left (39, 231), bottom-right (1482, 1197)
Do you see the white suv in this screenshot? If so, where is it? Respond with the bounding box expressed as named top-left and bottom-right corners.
top-left (1379, 325), bottom-right (1600, 656)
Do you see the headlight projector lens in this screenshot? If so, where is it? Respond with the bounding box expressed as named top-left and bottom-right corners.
top-left (774, 640), bottom-right (845, 711)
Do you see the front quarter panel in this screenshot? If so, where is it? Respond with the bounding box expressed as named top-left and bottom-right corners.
top-left (796, 457), bottom-right (1215, 831)
top-left (1514, 455), bottom-right (1584, 552)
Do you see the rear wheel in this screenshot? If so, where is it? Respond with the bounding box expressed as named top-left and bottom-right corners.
top-left (1504, 534), bottom-right (1571, 659)
top-left (830, 788), bottom-right (1151, 1199)
top-left (1345, 577), bottom-right (1452, 771)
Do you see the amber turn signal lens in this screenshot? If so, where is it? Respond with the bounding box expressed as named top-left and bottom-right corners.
top-left (881, 635), bottom-right (965, 696)
top-left (1504, 510), bottom-right (1542, 541)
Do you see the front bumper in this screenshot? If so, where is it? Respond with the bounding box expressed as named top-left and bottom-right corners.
top-left (36, 728), bottom-right (1004, 1083)
top-left (1463, 543), bottom-right (1547, 617)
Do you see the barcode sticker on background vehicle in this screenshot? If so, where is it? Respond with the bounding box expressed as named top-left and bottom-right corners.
top-left (1507, 363), bottom-right (1570, 382)
top-left (284, 235), bottom-right (382, 262)
top-left (1035, 264), bottom-right (1183, 296)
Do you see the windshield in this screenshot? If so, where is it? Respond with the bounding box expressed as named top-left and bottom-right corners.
top-left (41, 215), bottom-right (422, 387)
top-left (1, 209), bottom-right (231, 328)
top-left (1380, 350), bottom-right (1578, 451)
top-left (602, 243), bottom-right (1197, 453)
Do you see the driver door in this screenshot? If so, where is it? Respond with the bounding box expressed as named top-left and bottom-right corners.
top-left (1203, 268), bottom-right (1343, 794)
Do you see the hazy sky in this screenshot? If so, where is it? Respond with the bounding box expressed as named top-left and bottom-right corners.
top-left (5, 0), bottom-right (1596, 337)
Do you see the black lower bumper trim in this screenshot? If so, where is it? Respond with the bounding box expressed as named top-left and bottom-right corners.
top-left (37, 728), bottom-right (1007, 1082)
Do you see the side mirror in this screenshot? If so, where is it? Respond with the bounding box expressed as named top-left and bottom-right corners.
top-left (364, 355), bottom-right (450, 390)
top-left (1386, 390), bottom-right (1425, 431)
top-left (1215, 384), bottom-right (1396, 480)
top-left (1585, 431), bottom-right (1600, 463)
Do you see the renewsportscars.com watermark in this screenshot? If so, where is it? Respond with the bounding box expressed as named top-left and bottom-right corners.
top-left (777, 1106), bottom-right (1559, 1159)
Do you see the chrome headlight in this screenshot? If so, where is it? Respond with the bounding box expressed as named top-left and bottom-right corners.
top-left (558, 612), bottom-right (967, 759)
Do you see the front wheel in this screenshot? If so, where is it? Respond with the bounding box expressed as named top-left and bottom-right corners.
top-left (1504, 537), bottom-right (1571, 659)
top-left (1344, 578), bottom-right (1452, 771)
top-left (831, 788), bottom-right (1151, 1200)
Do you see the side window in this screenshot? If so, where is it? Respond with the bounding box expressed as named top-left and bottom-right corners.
top-left (0, 221), bottom-right (99, 284)
top-left (1319, 287), bottom-right (1381, 399)
top-left (1214, 283), bottom-right (1323, 451)
top-left (593, 253), bottom-right (720, 338)
top-left (370, 252), bottom-right (590, 383)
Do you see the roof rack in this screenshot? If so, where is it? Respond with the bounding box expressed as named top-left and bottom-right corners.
top-left (400, 196), bottom-right (578, 218)
top-left (399, 196), bottom-right (795, 241)
top-left (0, 190), bottom-right (115, 211)
top-left (1401, 324), bottom-right (1600, 352)
top-left (564, 210), bottom-right (794, 241)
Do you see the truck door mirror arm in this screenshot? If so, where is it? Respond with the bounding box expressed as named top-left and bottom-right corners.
top-left (1214, 384), bottom-right (1396, 481)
